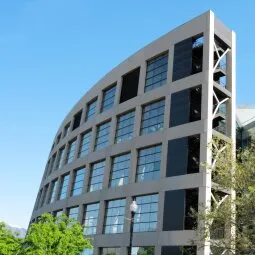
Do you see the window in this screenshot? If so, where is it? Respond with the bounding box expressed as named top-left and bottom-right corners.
top-left (185, 189), bottom-right (198, 230)
top-left (72, 110), bottom-right (82, 130)
top-left (78, 130), bottom-right (92, 157)
top-left (54, 210), bottom-right (63, 217)
top-left (88, 161), bottom-right (105, 192)
top-left (170, 86), bottom-right (202, 127)
top-left (133, 194), bottom-right (158, 232)
top-left (85, 99), bottom-right (97, 121)
top-left (48, 154), bottom-right (56, 176)
top-left (166, 135), bottom-right (200, 177)
top-left (172, 34), bottom-right (203, 81)
top-left (104, 199), bottom-right (126, 234)
top-left (115, 111), bottom-right (135, 144)
top-left (137, 145), bottom-right (161, 182)
top-left (67, 207), bottom-right (79, 221)
top-left (56, 133), bottom-right (62, 144)
top-left (71, 167), bottom-right (85, 196)
top-left (48, 179), bottom-right (58, 204)
top-left (94, 121), bottom-right (111, 150)
top-left (162, 246), bottom-right (197, 255)
top-left (132, 247), bottom-right (155, 255)
top-left (120, 67), bottom-right (140, 103)
top-left (58, 174), bottom-right (70, 200)
top-left (140, 100), bottom-right (165, 135)
top-left (55, 147), bottom-right (65, 170)
top-left (145, 52), bottom-right (168, 92)
top-left (83, 203), bottom-right (100, 235)
top-left (63, 123), bottom-right (71, 137)
top-left (43, 160), bottom-right (51, 179)
top-left (65, 139), bottom-right (77, 164)
top-left (35, 189), bottom-right (43, 210)
top-left (110, 153), bottom-right (130, 187)
top-left (101, 85), bottom-right (116, 112)
top-left (100, 248), bottom-right (121, 255)
top-left (39, 185), bottom-right (48, 208)
top-left (81, 249), bottom-right (93, 255)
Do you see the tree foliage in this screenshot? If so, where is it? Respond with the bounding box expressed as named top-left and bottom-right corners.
top-left (21, 213), bottom-right (92, 255)
top-left (0, 213), bottom-right (92, 255)
top-left (195, 139), bottom-right (255, 254)
top-left (0, 221), bottom-right (21, 255)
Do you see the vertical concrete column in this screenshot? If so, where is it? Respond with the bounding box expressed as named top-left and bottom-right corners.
top-left (129, 148), bottom-right (138, 184)
top-left (77, 204), bottom-right (84, 225)
top-left (83, 164), bottom-right (91, 193)
top-left (96, 90), bottom-right (103, 115)
top-left (45, 182), bottom-right (53, 204)
top-left (66, 169), bottom-right (75, 198)
top-left (155, 245), bottom-right (161, 255)
top-left (157, 191), bottom-right (165, 232)
top-left (54, 176), bottom-right (62, 201)
top-left (114, 77), bottom-right (122, 106)
top-left (96, 200), bottom-right (106, 234)
top-left (134, 105), bottom-right (142, 138)
top-left (137, 62), bottom-right (146, 96)
top-left (167, 45), bottom-right (174, 94)
top-left (90, 125), bottom-right (97, 153)
top-left (73, 133), bottom-right (82, 161)
top-left (197, 10), bottom-right (215, 255)
top-left (161, 94), bottom-right (171, 178)
top-left (103, 157), bottom-right (111, 189)
top-left (109, 115), bottom-right (117, 146)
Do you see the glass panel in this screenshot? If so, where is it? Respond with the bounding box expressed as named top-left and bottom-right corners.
top-left (49, 180), bottom-right (58, 203)
top-left (115, 111), bottom-right (135, 144)
top-left (55, 147), bottom-right (65, 170)
top-left (145, 53), bottom-right (168, 92)
top-left (83, 203), bottom-right (100, 235)
top-left (136, 145), bottom-right (161, 183)
top-left (89, 161), bottom-right (105, 192)
top-left (79, 131), bottom-right (92, 157)
top-left (68, 206), bottom-right (79, 221)
top-left (110, 153), bottom-right (131, 187)
top-left (131, 247), bottom-right (155, 255)
top-left (95, 122), bottom-right (111, 150)
top-left (101, 86), bottom-right (116, 112)
top-left (133, 194), bottom-right (158, 232)
top-left (140, 100), bottom-right (165, 135)
top-left (86, 99), bottom-right (97, 121)
top-left (104, 199), bottom-right (126, 234)
top-left (58, 174), bottom-right (70, 200)
top-left (71, 168), bottom-right (85, 196)
top-left (66, 139), bottom-right (77, 164)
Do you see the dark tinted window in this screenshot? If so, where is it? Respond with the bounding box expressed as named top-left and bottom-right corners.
top-left (170, 86), bottom-right (201, 127)
top-left (72, 110), bottom-right (82, 130)
top-left (120, 67), bottom-right (140, 103)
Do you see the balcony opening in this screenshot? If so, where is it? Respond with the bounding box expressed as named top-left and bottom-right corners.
top-left (192, 35), bottom-right (204, 74)
top-left (185, 189), bottom-right (198, 230)
top-left (120, 67), bottom-right (140, 103)
top-left (172, 34), bottom-right (203, 81)
top-left (72, 110), bottom-right (82, 131)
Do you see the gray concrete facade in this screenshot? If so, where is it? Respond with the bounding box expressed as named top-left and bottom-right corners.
top-left (31, 11), bottom-right (236, 255)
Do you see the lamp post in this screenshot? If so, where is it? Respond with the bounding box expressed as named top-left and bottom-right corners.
top-left (128, 200), bottom-right (138, 255)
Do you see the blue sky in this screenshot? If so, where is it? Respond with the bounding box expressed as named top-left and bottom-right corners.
top-left (0, 0), bottom-right (254, 228)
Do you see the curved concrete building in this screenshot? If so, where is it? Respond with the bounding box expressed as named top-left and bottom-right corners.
top-left (31, 11), bottom-right (236, 255)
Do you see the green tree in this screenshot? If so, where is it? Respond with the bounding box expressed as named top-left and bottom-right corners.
top-left (195, 139), bottom-right (255, 254)
top-left (20, 213), bottom-right (92, 255)
top-left (0, 221), bottom-right (21, 255)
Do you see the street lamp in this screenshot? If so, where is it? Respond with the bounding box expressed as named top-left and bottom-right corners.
top-left (128, 200), bottom-right (138, 255)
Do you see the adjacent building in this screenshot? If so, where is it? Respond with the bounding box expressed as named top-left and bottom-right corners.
top-left (31, 11), bottom-right (236, 255)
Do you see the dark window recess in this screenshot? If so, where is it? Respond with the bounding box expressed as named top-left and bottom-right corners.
top-left (120, 67), bottom-right (140, 103)
top-left (72, 110), bottom-right (82, 131)
top-left (172, 35), bottom-right (203, 81)
top-left (166, 135), bottom-right (200, 177)
top-left (185, 189), bottom-right (198, 230)
top-left (163, 189), bottom-right (198, 231)
top-left (170, 86), bottom-right (201, 127)
top-left (162, 246), bottom-right (197, 255)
